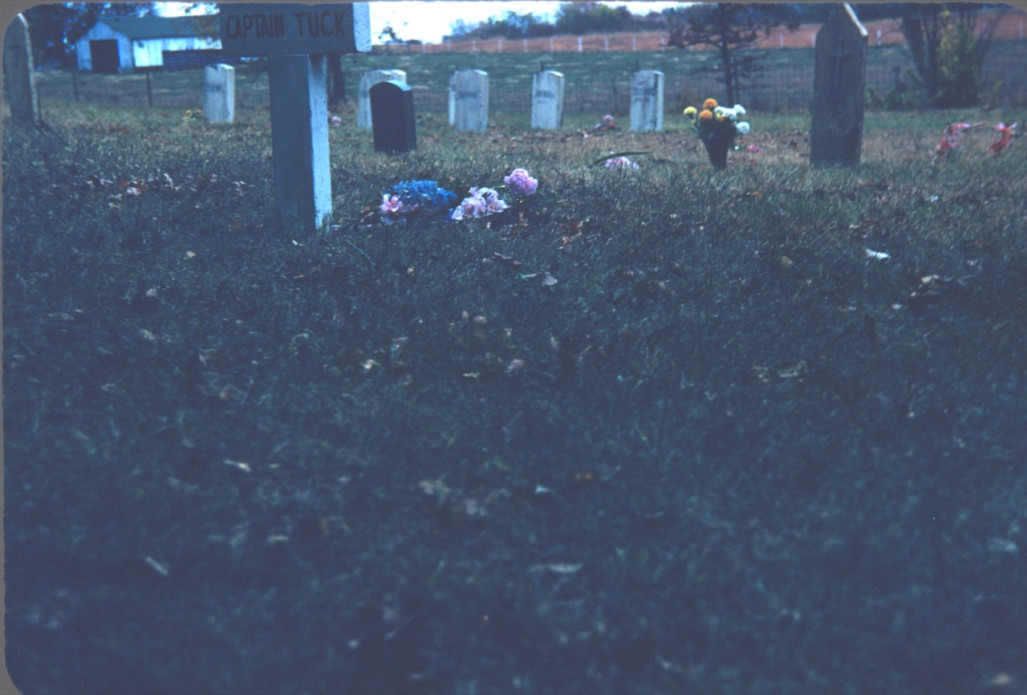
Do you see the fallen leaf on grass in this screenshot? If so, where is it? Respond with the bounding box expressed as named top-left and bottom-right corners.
top-left (529, 563), bottom-right (583, 574)
top-left (987, 538), bottom-right (1019, 554)
top-left (223, 459), bottom-right (251, 473)
top-left (142, 556), bottom-right (170, 577)
top-left (865, 248), bottom-right (891, 260)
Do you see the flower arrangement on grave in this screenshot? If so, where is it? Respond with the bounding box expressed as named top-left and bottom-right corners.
top-left (594, 114), bottom-right (618, 132)
top-left (183, 108), bottom-right (204, 122)
top-left (935, 121), bottom-right (982, 159)
top-left (604, 155), bottom-right (640, 170)
top-left (378, 180), bottom-right (458, 225)
top-left (683, 99), bottom-right (750, 169)
top-left (451, 168), bottom-right (539, 221)
top-left (989, 122), bottom-right (1017, 156)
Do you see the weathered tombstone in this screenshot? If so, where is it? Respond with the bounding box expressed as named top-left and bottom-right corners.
top-left (450, 69), bottom-right (489, 133)
top-left (531, 70), bottom-right (565, 130)
top-left (357, 69), bottom-right (406, 129)
top-left (629, 69), bottom-right (664, 132)
top-left (370, 80), bottom-right (416, 153)
top-left (203, 63), bottom-right (236, 124)
top-left (220, 3), bottom-right (371, 236)
top-left (3, 13), bottom-right (41, 129)
top-left (810, 4), bottom-right (867, 167)
top-left (447, 74), bottom-right (456, 125)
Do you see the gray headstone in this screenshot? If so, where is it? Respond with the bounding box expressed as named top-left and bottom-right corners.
top-left (810, 4), bottom-right (867, 167)
top-left (450, 69), bottom-right (489, 133)
top-left (203, 64), bottom-right (236, 124)
top-left (370, 80), bottom-right (416, 154)
top-left (531, 70), bottom-right (564, 130)
top-left (629, 70), bottom-right (664, 132)
top-left (3, 13), bottom-right (41, 129)
top-left (357, 69), bottom-right (406, 129)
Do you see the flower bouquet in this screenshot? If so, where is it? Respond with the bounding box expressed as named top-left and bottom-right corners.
top-left (451, 168), bottom-right (538, 221)
top-left (683, 99), bottom-right (750, 169)
top-left (989, 122), bottom-right (1017, 156)
top-left (379, 180), bottom-right (458, 225)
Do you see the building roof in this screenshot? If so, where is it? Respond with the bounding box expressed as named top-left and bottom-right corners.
top-left (95, 14), bottom-right (219, 41)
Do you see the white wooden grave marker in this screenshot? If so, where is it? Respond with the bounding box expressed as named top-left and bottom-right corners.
top-left (220, 4), bottom-right (370, 236)
top-left (3, 13), bottom-right (41, 129)
top-left (629, 70), bottom-right (664, 132)
top-left (203, 63), bottom-right (236, 124)
top-left (531, 70), bottom-right (565, 130)
top-left (450, 69), bottom-right (489, 133)
top-left (357, 69), bottom-right (407, 129)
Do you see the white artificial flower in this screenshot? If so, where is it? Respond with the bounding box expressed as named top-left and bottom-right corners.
top-left (733, 104), bottom-right (746, 117)
top-left (714, 106), bottom-right (727, 118)
top-left (736, 122), bottom-right (751, 135)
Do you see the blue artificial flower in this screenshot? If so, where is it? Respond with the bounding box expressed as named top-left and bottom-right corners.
top-left (382, 180), bottom-right (457, 220)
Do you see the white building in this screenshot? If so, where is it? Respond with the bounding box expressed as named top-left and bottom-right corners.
top-left (75, 15), bottom-right (221, 73)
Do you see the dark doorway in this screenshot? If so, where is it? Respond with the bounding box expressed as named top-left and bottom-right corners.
top-left (90, 40), bottom-right (120, 74)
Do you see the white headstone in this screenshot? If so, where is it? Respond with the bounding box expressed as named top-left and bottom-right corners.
top-left (203, 64), bottom-right (236, 124)
top-left (3, 13), bottom-right (41, 129)
top-left (629, 70), bottom-right (664, 132)
top-left (450, 69), bottom-right (489, 133)
top-left (357, 69), bottom-right (406, 129)
top-left (531, 70), bottom-right (564, 130)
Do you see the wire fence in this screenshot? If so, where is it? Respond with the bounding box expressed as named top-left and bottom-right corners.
top-left (31, 36), bottom-right (1027, 121)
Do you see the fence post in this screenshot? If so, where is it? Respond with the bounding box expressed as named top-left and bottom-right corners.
top-left (146, 71), bottom-right (153, 107)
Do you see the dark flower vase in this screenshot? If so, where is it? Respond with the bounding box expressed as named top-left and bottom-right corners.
top-left (702, 132), bottom-right (733, 169)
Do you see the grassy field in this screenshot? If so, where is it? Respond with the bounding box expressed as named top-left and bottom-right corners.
top-left (4, 95), bottom-right (1027, 695)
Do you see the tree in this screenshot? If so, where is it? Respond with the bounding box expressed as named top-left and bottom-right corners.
top-left (901, 3), bottom-right (1003, 107)
top-left (555, 2), bottom-right (632, 35)
top-left (23, 3), bottom-right (151, 68)
top-left (668, 4), bottom-right (799, 107)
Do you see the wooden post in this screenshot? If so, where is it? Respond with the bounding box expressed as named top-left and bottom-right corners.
top-left (219, 3), bottom-right (370, 237)
top-left (268, 55), bottom-right (332, 234)
top-left (146, 71), bottom-right (153, 107)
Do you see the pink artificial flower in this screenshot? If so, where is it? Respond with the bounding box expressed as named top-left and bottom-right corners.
top-left (503, 168), bottom-right (538, 197)
top-left (595, 114), bottom-right (618, 131)
top-left (329, 115), bottom-right (342, 126)
top-left (935, 121), bottom-right (982, 159)
top-left (989, 122), bottom-right (1017, 156)
top-left (746, 144), bottom-right (766, 153)
top-left (604, 156), bottom-right (638, 170)
top-left (380, 194), bottom-right (405, 215)
top-left (452, 187), bottom-right (508, 220)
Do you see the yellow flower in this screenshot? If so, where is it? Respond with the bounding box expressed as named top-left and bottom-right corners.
top-left (699, 109), bottom-right (714, 121)
top-left (703, 98), bottom-right (718, 110)
top-left (683, 106), bottom-right (698, 119)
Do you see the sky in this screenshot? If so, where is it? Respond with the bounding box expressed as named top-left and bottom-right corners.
top-left (157, 2), bottom-right (687, 45)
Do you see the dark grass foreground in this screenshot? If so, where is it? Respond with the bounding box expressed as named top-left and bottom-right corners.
top-left (4, 106), bottom-right (1027, 695)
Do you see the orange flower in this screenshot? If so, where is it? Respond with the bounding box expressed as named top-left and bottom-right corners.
top-left (703, 98), bottom-right (718, 110)
top-left (699, 109), bottom-right (714, 121)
